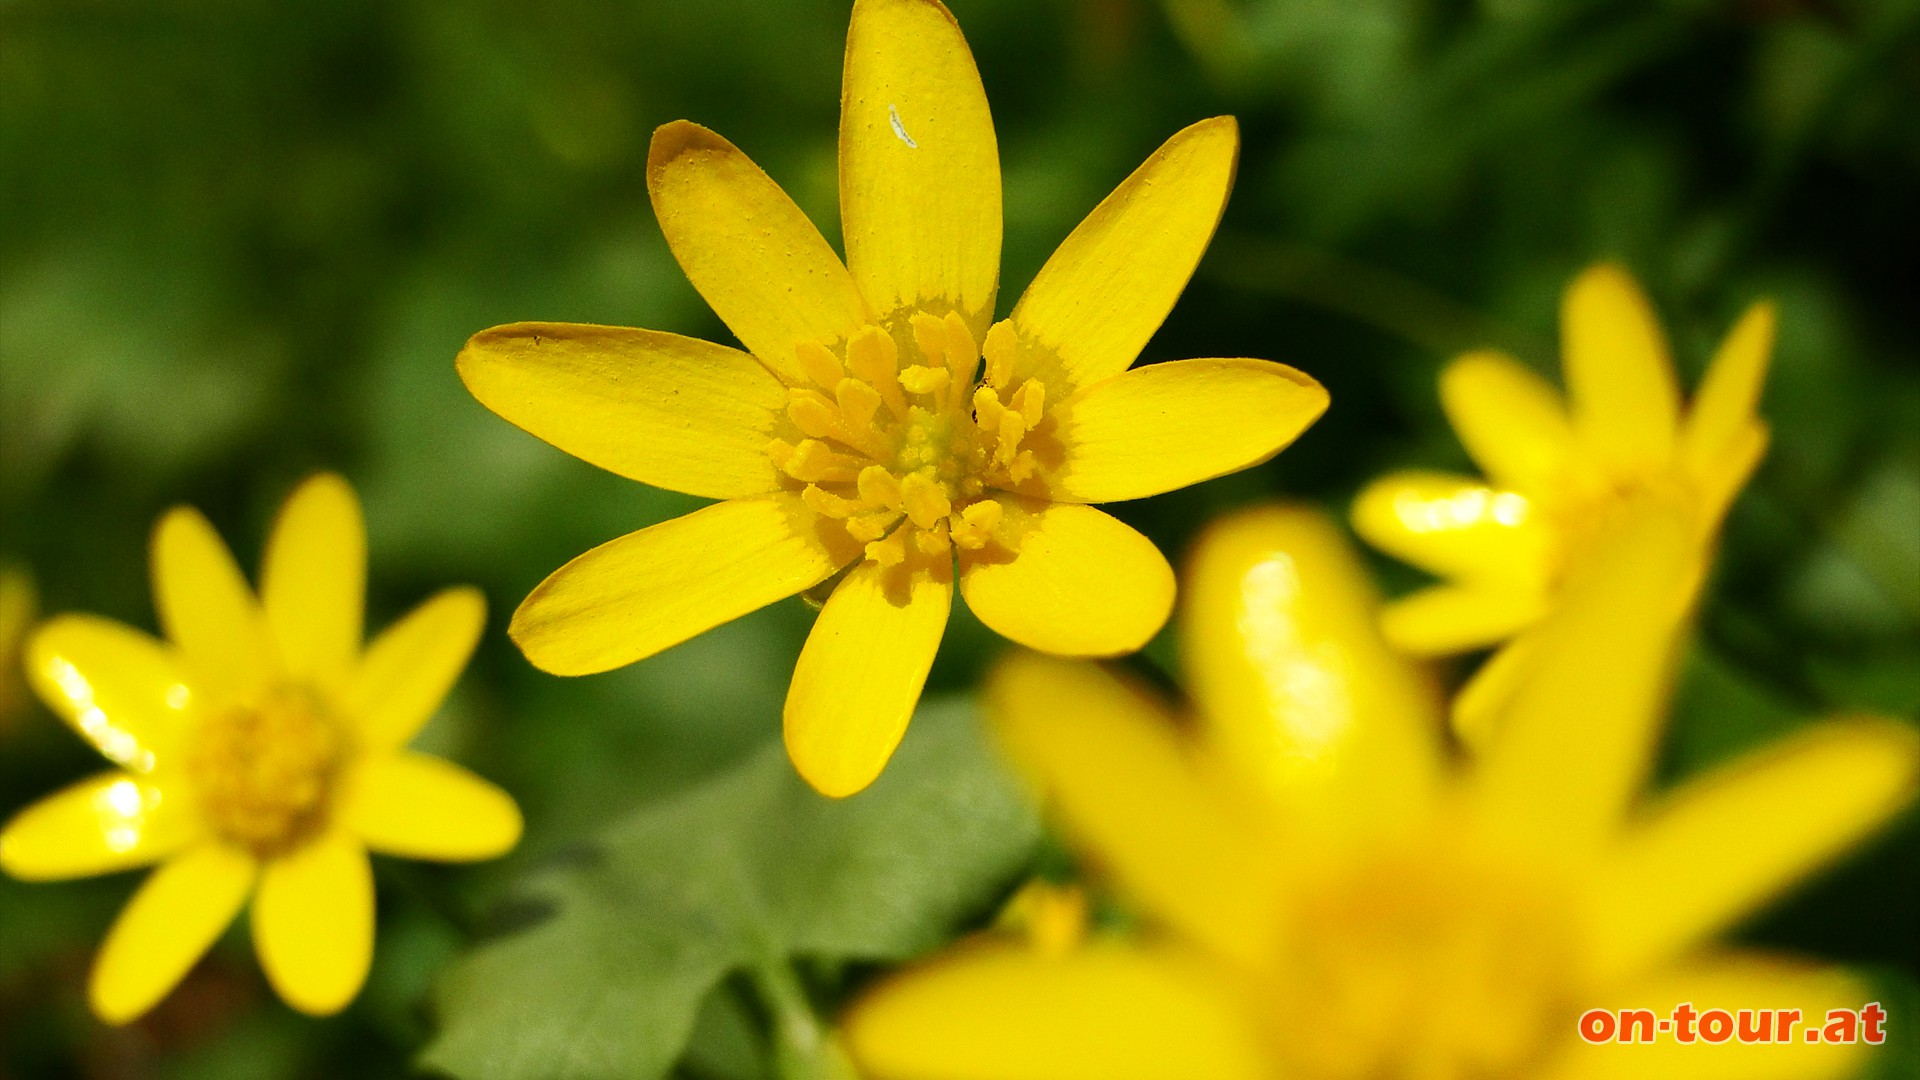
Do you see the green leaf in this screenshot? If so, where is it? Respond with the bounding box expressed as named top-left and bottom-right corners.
top-left (420, 698), bottom-right (1039, 1080)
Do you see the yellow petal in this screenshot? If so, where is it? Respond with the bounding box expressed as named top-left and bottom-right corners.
top-left (344, 752), bottom-right (522, 862)
top-left (1180, 505), bottom-right (1442, 828)
top-left (1050, 358), bottom-right (1327, 503)
top-left (959, 500), bottom-right (1172, 657)
top-left (0, 771), bottom-right (198, 881)
top-left (1008, 117), bottom-right (1240, 392)
top-left (784, 560), bottom-right (951, 797)
top-left (261, 473), bottom-right (364, 689)
top-left (1449, 634), bottom-right (1538, 749)
top-left (1590, 717), bottom-right (1919, 980)
top-left (1537, 952), bottom-right (1868, 1080)
top-left (1351, 471), bottom-right (1553, 587)
top-left (1680, 300), bottom-right (1773, 480)
top-left (1693, 420), bottom-right (1768, 529)
top-left (251, 829), bottom-right (374, 1016)
top-left (1471, 507), bottom-right (1694, 849)
top-left (987, 652), bottom-right (1280, 966)
top-left (1379, 583), bottom-right (1548, 655)
top-left (349, 586), bottom-right (485, 750)
top-left (1561, 263), bottom-right (1680, 469)
top-left (513, 495), bottom-right (853, 676)
top-left (844, 939), bottom-right (1266, 1080)
top-left (458, 322), bottom-right (788, 500)
top-left (1439, 350), bottom-right (1577, 493)
top-left (647, 121), bottom-right (869, 378)
top-left (26, 615), bottom-right (193, 771)
top-left (840, 0), bottom-right (1000, 332)
top-left (89, 843), bottom-right (256, 1025)
top-left (151, 506), bottom-right (273, 700)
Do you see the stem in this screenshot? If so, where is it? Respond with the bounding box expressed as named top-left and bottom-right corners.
top-left (748, 959), bottom-right (857, 1080)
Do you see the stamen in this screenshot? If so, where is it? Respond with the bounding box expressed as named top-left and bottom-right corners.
top-left (951, 499), bottom-right (1003, 549)
top-left (801, 484), bottom-right (862, 519)
top-left (865, 526), bottom-right (909, 567)
top-left (848, 326), bottom-right (909, 419)
top-left (795, 340), bottom-right (845, 389)
top-left (787, 389), bottom-right (842, 440)
top-left (913, 519), bottom-right (951, 555)
top-left (943, 312), bottom-right (980, 399)
top-left (846, 510), bottom-right (899, 543)
top-left (983, 319), bottom-right (1017, 386)
top-left (779, 439), bottom-right (858, 483)
top-left (899, 365), bottom-right (950, 396)
top-left (857, 465), bottom-right (904, 510)
top-left (836, 377), bottom-right (883, 432)
top-left (1012, 380), bottom-right (1045, 426)
top-left (899, 472), bottom-right (951, 530)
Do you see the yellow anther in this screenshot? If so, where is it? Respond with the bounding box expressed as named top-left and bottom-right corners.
top-left (899, 365), bottom-right (950, 396)
top-left (787, 389), bottom-right (842, 440)
top-left (848, 326), bottom-right (908, 417)
top-left (765, 438), bottom-right (798, 471)
top-left (983, 319), bottom-right (1018, 386)
top-left (914, 520), bottom-right (952, 555)
top-left (836, 377), bottom-right (882, 432)
top-left (1007, 450), bottom-right (1038, 484)
top-left (973, 385), bottom-right (1005, 430)
top-left (1013, 380), bottom-right (1046, 427)
top-left (865, 527), bottom-right (908, 567)
top-left (846, 510), bottom-right (898, 543)
top-left (857, 465), bottom-right (904, 510)
top-left (796, 340), bottom-right (845, 389)
top-left (910, 311), bottom-right (948, 369)
top-left (952, 499), bottom-right (1003, 549)
top-left (779, 439), bottom-right (855, 483)
top-left (996, 409), bottom-right (1029, 465)
top-left (801, 484), bottom-right (861, 519)
top-left (942, 311), bottom-right (980, 389)
top-left (899, 472), bottom-right (952, 530)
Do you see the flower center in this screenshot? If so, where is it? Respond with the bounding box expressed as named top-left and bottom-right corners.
top-left (184, 685), bottom-right (344, 857)
top-left (1263, 842), bottom-right (1576, 1080)
top-left (766, 312), bottom-right (1053, 568)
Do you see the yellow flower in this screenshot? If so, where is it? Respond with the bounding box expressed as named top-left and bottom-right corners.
top-left (457, 0), bottom-right (1328, 798)
top-left (0, 474), bottom-right (521, 1024)
top-left (1352, 264), bottom-right (1769, 737)
top-left (0, 563), bottom-right (37, 736)
top-left (843, 504), bottom-right (1918, 1080)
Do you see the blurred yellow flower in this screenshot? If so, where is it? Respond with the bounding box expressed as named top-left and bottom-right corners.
top-left (0, 474), bottom-right (521, 1024)
top-left (1353, 264), bottom-right (1769, 738)
top-left (843, 504), bottom-right (1917, 1080)
top-left (0, 563), bottom-right (37, 735)
top-left (458, 0), bottom-right (1327, 798)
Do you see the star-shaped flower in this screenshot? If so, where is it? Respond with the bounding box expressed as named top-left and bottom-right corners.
top-left (458, 0), bottom-right (1326, 796)
top-left (1353, 263), bottom-right (1769, 738)
top-left (845, 504), bottom-right (1916, 1080)
top-left (0, 474), bottom-right (520, 1023)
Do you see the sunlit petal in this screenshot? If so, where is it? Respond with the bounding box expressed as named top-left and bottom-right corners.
top-left (25, 616), bottom-right (194, 773)
top-left (1561, 264), bottom-right (1680, 469)
top-left (959, 500), bottom-right (1172, 657)
top-left (785, 560), bottom-right (951, 798)
top-left (845, 939), bottom-right (1266, 1080)
top-left (1351, 470), bottom-right (1552, 587)
top-left (840, 0), bottom-right (1000, 333)
top-left (151, 506), bottom-right (274, 700)
top-left (1440, 350), bottom-right (1577, 493)
top-left (1181, 505), bottom-right (1442, 828)
top-left (987, 652), bottom-right (1281, 967)
top-left (1006, 117), bottom-right (1239, 392)
top-left (0, 772), bottom-right (199, 881)
top-left (647, 122), bottom-right (869, 380)
top-left (458, 322), bottom-right (789, 500)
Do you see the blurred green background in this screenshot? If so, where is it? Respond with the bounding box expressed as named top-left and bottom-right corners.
top-left (2, 0), bottom-right (1918, 1076)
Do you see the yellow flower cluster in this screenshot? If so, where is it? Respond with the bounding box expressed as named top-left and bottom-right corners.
top-left (3, 0), bottom-right (1911, 1066)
